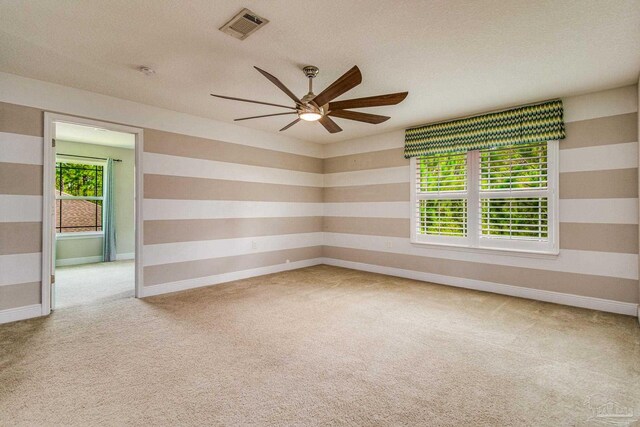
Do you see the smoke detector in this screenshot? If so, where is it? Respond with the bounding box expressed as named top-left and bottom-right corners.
top-left (139, 66), bottom-right (155, 76)
top-left (219, 8), bottom-right (269, 40)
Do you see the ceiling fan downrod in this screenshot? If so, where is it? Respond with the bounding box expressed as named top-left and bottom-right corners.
top-left (302, 65), bottom-right (319, 103)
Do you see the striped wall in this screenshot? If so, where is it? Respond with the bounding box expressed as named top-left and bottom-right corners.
top-left (1, 71), bottom-right (638, 321)
top-left (141, 128), bottom-right (323, 293)
top-left (321, 85), bottom-right (639, 314)
top-left (0, 72), bottom-right (324, 320)
top-left (0, 103), bottom-right (44, 314)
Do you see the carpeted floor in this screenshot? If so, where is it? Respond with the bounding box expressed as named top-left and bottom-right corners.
top-left (1, 265), bottom-right (639, 426)
top-left (55, 261), bottom-right (134, 308)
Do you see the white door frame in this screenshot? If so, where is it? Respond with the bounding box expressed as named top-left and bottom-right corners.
top-left (42, 112), bottom-right (144, 315)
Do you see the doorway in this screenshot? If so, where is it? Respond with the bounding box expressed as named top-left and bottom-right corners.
top-left (42, 114), bottom-right (143, 314)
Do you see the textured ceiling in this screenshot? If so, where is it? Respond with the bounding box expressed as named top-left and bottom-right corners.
top-left (1, 0), bottom-right (639, 144)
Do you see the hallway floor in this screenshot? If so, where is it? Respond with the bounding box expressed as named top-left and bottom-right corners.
top-left (55, 260), bottom-right (134, 308)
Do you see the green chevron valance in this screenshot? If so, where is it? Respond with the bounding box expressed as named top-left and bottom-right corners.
top-left (404, 99), bottom-right (565, 158)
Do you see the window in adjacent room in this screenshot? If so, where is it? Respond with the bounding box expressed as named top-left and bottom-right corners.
top-left (55, 161), bottom-right (105, 234)
top-left (411, 141), bottom-right (558, 254)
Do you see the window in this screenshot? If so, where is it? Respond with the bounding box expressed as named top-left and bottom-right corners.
top-left (411, 141), bottom-right (558, 254)
top-left (55, 161), bottom-right (104, 234)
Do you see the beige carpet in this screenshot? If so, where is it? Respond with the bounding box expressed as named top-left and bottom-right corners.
top-left (1, 265), bottom-right (639, 426)
top-left (55, 261), bottom-right (134, 308)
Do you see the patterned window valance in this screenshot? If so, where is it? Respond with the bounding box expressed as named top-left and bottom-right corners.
top-left (404, 100), bottom-right (566, 158)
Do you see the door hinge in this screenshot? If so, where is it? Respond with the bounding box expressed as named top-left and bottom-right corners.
top-left (51, 274), bottom-right (55, 284)
top-left (52, 138), bottom-right (56, 147)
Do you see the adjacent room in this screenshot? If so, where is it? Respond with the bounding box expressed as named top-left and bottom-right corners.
top-left (53, 121), bottom-right (136, 309)
top-left (0, 1), bottom-right (639, 425)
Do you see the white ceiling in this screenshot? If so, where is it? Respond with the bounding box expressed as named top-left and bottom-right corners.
top-left (1, 0), bottom-right (639, 144)
top-left (56, 122), bottom-right (135, 149)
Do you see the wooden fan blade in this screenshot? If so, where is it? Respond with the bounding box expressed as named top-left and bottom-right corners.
top-left (328, 109), bottom-right (390, 124)
top-left (211, 94), bottom-right (296, 110)
top-left (312, 66), bottom-right (362, 107)
top-left (254, 67), bottom-right (302, 104)
top-left (328, 92), bottom-right (408, 110)
top-left (234, 112), bottom-right (297, 121)
top-left (280, 118), bottom-right (301, 131)
top-left (318, 116), bottom-right (343, 134)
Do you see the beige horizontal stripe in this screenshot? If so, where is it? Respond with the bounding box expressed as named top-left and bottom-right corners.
top-left (0, 102), bottom-right (43, 137)
top-left (323, 246), bottom-right (638, 303)
top-left (144, 174), bottom-right (323, 203)
top-left (560, 223), bottom-right (638, 254)
top-left (144, 128), bottom-right (322, 174)
top-left (144, 217), bottom-right (323, 244)
top-left (323, 217), bottom-right (409, 237)
top-left (561, 113), bottom-right (637, 150)
top-left (323, 217), bottom-right (638, 254)
top-left (560, 168), bottom-right (638, 199)
top-left (324, 183), bottom-right (410, 203)
top-left (324, 148), bottom-right (409, 173)
top-left (144, 246), bottom-right (322, 286)
top-left (0, 281), bottom-right (41, 310)
top-left (324, 169), bottom-right (637, 203)
top-left (0, 163), bottom-right (42, 195)
top-left (0, 222), bottom-right (41, 255)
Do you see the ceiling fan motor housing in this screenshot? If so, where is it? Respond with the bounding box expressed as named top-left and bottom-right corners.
top-left (303, 66), bottom-right (319, 79)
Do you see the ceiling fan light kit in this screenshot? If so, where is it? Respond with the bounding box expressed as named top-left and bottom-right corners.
top-left (211, 65), bottom-right (408, 134)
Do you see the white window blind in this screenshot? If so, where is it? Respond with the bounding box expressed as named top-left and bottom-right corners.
top-left (412, 141), bottom-right (558, 253)
top-left (414, 152), bottom-right (469, 245)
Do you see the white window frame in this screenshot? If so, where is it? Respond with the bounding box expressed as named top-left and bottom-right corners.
top-left (55, 157), bottom-right (106, 238)
top-left (410, 140), bottom-right (559, 255)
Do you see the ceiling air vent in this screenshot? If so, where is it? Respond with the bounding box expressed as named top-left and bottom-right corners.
top-left (219, 8), bottom-right (269, 40)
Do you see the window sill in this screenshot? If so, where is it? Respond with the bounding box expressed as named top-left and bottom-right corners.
top-left (56, 231), bottom-right (104, 240)
top-left (410, 239), bottom-right (560, 259)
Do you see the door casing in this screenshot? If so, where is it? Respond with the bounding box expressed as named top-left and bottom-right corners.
top-left (42, 112), bottom-right (144, 315)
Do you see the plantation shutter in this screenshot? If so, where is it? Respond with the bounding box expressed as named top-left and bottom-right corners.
top-left (404, 100), bottom-right (565, 158)
top-left (479, 143), bottom-right (549, 242)
top-left (415, 152), bottom-right (469, 243)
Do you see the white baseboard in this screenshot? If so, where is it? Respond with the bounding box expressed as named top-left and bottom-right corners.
top-left (322, 258), bottom-right (639, 316)
top-left (55, 255), bottom-right (103, 267)
top-left (0, 304), bottom-right (43, 325)
top-left (141, 258), bottom-right (323, 297)
top-left (116, 252), bottom-right (135, 261)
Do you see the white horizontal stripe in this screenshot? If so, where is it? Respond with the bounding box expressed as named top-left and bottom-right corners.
top-left (0, 252), bottom-right (41, 286)
top-left (323, 233), bottom-right (637, 280)
top-left (563, 85), bottom-right (638, 123)
top-left (143, 152), bottom-right (323, 187)
top-left (322, 258), bottom-right (638, 316)
top-left (322, 143), bottom-right (638, 188)
top-left (0, 132), bottom-right (43, 165)
top-left (0, 195), bottom-right (42, 222)
top-left (141, 258), bottom-right (323, 297)
top-left (560, 141), bottom-right (638, 173)
top-left (143, 199), bottom-right (323, 220)
top-left (323, 202), bottom-right (411, 218)
top-left (0, 72), bottom-right (322, 158)
top-left (324, 166), bottom-right (409, 187)
top-left (143, 232), bottom-right (323, 266)
top-left (560, 199), bottom-right (638, 224)
top-left (322, 130), bottom-right (404, 159)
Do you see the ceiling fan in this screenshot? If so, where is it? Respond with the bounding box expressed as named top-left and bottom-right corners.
top-left (211, 65), bottom-right (408, 133)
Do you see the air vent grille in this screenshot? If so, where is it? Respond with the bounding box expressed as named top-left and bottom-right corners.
top-left (220, 8), bottom-right (269, 40)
